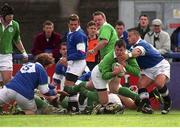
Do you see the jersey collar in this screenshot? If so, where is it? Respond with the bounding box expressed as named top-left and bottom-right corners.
top-left (68, 26), bottom-right (81, 34)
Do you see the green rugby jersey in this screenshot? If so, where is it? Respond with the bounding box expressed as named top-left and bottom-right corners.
top-left (98, 22), bottom-right (118, 59)
top-left (98, 50), bottom-right (140, 80)
top-left (0, 20), bottom-right (21, 54)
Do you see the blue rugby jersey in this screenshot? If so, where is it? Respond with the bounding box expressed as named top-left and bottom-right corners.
top-left (52, 62), bottom-right (67, 84)
top-left (67, 28), bottom-right (87, 61)
top-left (131, 39), bottom-right (164, 69)
top-left (6, 62), bottom-right (48, 100)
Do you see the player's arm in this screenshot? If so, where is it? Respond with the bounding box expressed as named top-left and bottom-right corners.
top-left (77, 42), bottom-right (86, 53)
top-left (68, 42), bottom-right (86, 59)
top-left (88, 39), bottom-right (108, 54)
top-left (101, 64), bottom-right (125, 80)
top-left (125, 58), bottom-right (140, 76)
top-left (127, 46), bottom-right (145, 59)
top-left (15, 40), bottom-right (28, 62)
top-left (38, 84), bottom-right (57, 102)
top-left (38, 84), bottom-right (56, 96)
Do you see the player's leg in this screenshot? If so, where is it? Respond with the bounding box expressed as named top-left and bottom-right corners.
top-left (119, 95), bottom-right (137, 109)
top-left (16, 93), bottom-right (37, 115)
top-left (137, 75), bottom-right (153, 114)
top-left (109, 77), bottom-right (140, 102)
top-left (0, 86), bottom-right (14, 114)
top-left (64, 74), bottom-right (79, 112)
top-left (155, 74), bottom-right (171, 114)
top-left (64, 60), bottom-right (86, 112)
top-left (1, 71), bottom-right (12, 84)
top-left (0, 87), bottom-right (26, 114)
top-left (91, 65), bottom-right (109, 114)
top-left (118, 86), bottom-right (140, 101)
top-left (0, 54), bottom-right (13, 85)
top-left (149, 87), bottom-right (163, 104)
top-left (154, 59), bottom-right (171, 114)
top-left (34, 95), bottom-right (49, 109)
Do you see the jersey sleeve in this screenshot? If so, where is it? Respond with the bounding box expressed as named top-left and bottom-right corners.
top-left (98, 25), bottom-right (112, 42)
top-left (13, 21), bottom-right (21, 43)
top-left (36, 64), bottom-right (48, 86)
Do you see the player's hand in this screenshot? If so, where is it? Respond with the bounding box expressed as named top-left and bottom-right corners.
top-left (113, 64), bottom-right (124, 75)
top-left (57, 90), bottom-right (69, 96)
top-left (87, 49), bottom-right (95, 56)
top-left (59, 57), bottom-right (67, 66)
top-left (22, 52), bottom-right (28, 63)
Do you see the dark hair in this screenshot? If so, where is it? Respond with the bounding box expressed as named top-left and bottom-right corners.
top-left (139, 14), bottom-right (149, 20)
top-left (115, 20), bottom-right (125, 27)
top-left (87, 20), bottom-right (96, 28)
top-left (68, 14), bottom-right (80, 23)
top-left (115, 39), bottom-right (126, 48)
top-left (60, 42), bottom-right (67, 49)
top-left (92, 11), bottom-right (106, 20)
top-left (128, 28), bottom-right (140, 35)
top-left (1, 3), bottom-right (14, 18)
top-left (43, 20), bottom-right (54, 27)
top-left (35, 53), bottom-right (55, 67)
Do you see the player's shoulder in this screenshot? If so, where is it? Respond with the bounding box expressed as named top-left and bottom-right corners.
top-left (34, 62), bottom-right (45, 71)
top-left (12, 20), bottom-right (19, 26)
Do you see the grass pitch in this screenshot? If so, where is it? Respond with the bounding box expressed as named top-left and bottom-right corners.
top-left (0, 110), bottom-right (180, 127)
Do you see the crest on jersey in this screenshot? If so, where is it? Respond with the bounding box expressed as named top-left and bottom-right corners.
top-left (8, 27), bottom-right (14, 32)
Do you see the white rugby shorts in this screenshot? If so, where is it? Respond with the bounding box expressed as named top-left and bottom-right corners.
top-left (0, 54), bottom-right (13, 71)
top-left (91, 65), bottom-right (109, 89)
top-left (141, 59), bottom-right (170, 80)
top-left (66, 60), bottom-right (86, 77)
top-left (0, 86), bottom-right (37, 112)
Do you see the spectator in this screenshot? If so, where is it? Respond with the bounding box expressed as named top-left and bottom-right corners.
top-left (52, 42), bottom-right (67, 91)
top-left (171, 26), bottom-right (180, 52)
top-left (87, 11), bottom-right (118, 59)
top-left (0, 3), bottom-right (28, 85)
top-left (144, 19), bottom-right (171, 55)
top-left (31, 20), bottom-right (62, 63)
top-left (63, 14), bottom-right (87, 112)
top-left (115, 20), bottom-right (130, 49)
top-left (135, 14), bottom-right (150, 39)
top-left (86, 21), bottom-right (99, 71)
top-left (0, 53), bottom-right (57, 115)
top-left (171, 26), bottom-right (180, 61)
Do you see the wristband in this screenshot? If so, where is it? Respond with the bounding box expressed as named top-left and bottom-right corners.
top-left (22, 50), bottom-right (28, 58)
top-left (21, 50), bottom-right (26, 53)
top-left (128, 52), bottom-right (132, 58)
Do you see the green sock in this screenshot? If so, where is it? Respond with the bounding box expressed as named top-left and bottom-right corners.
top-left (60, 96), bottom-right (68, 109)
top-left (84, 90), bottom-right (99, 102)
top-left (118, 87), bottom-right (140, 101)
top-left (64, 86), bottom-right (77, 94)
top-left (34, 95), bottom-right (48, 109)
top-left (78, 81), bottom-right (96, 91)
top-left (86, 91), bottom-right (99, 111)
top-left (64, 82), bottom-right (86, 94)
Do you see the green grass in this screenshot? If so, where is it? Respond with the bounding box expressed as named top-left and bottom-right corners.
top-left (0, 110), bottom-right (180, 127)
